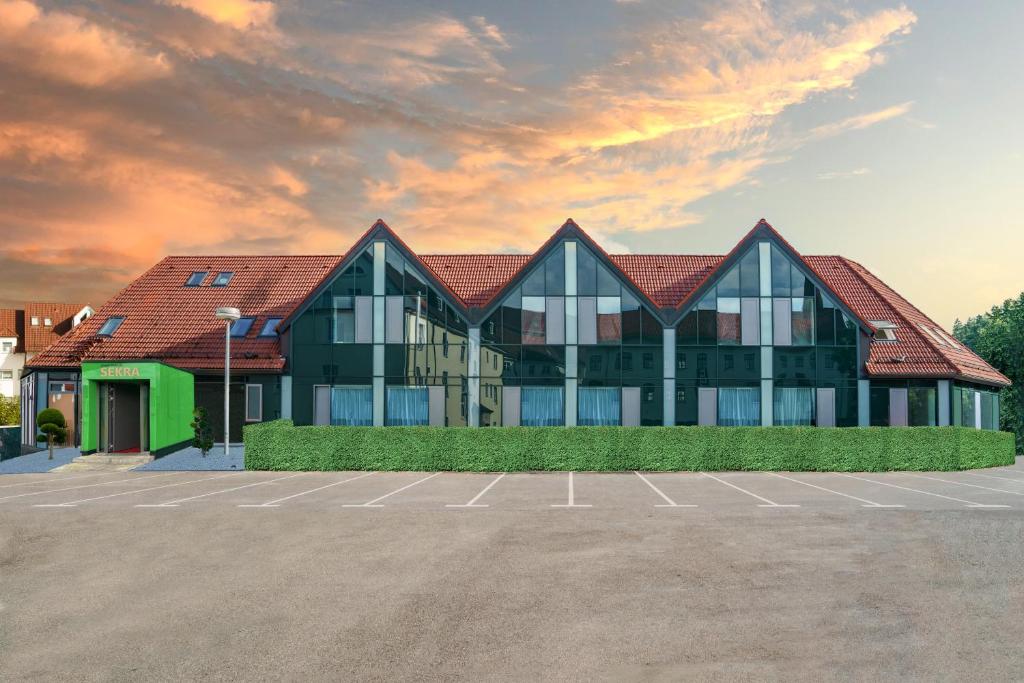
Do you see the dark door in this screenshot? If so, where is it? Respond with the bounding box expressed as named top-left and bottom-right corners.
top-left (195, 382), bottom-right (245, 443)
top-left (110, 383), bottom-right (142, 452)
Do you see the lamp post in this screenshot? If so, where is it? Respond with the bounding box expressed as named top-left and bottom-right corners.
top-left (215, 307), bottom-right (241, 456)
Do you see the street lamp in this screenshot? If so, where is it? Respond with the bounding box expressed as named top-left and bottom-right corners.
top-left (215, 307), bottom-right (241, 456)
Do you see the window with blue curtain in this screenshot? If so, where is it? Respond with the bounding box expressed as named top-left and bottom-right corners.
top-left (773, 387), bottom-right (813, 426)
top-left (331, 386), bottom-right (373, 426)
top-left (386, 386), bottom-right (429, 425)
top-left (718, 387), bottom-right (760, 426)
top-left (521, 386), bottom-right (564, 426)
top-left (578, 387), bottom-right (621, 426)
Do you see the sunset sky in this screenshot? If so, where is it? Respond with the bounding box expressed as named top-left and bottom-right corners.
top-left (1, 0), bottom-right (1021, 327)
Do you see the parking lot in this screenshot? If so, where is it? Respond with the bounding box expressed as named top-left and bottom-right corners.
top-left (2, 462), bottom-right (1023, 681)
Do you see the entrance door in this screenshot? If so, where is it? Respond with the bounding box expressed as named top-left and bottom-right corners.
top-left (109, 383), bottom-right (142, 453)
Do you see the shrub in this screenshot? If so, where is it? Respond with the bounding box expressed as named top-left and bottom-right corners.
top-left (35, 408), bottom-right (67, 460)
top-left (244, 421), bottom-right (1016, 472)
top-left (0, 395), bottom-right (19, 426)
top-left (190, 407), bottom-right (214, 456)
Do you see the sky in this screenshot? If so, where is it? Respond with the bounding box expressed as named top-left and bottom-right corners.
top-left (1, 0), bottom-right (1021, 327)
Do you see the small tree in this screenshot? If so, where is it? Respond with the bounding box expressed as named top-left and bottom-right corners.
top-left (35, 408), bottom-right (67, 460)
top-left (190, 406), bottom-right (214, 456)
top-left (0, 395), bottom-right (19, 426)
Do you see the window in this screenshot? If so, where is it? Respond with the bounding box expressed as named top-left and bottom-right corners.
top-left (0, 370), bottom-right (12, 380)
top-left (97, 316), bottom-right (124, 336)
top-left (717, 298), bottom-right (741, 344)
top-left (908, 386), bottom-right (937, 426)
top-left (230, 317), bottom-right (254, 337)
top-left (331, 386), bottom-right (373, 426)
top-left (774, 388), bottom-right (814, 426)
top-left (521, 387), bottom-right (564, 426)
top-left (870, 320), bottom-right (898, 342)
top-left (1, 341), bottom-right (11, 353)
top-left (258, 318), bottom-right (282, 337)
top-left (718, 387), bottom-right (760, 426)
top-left (211, 272), bottom-right (234, 287)
top-left (919, 324), bottom-right (947, 346)
top-left (935, 329), bottom-right (961, 349)
top-left (578, 387), bottom-right (620, 426)
top-left (245, 384), bottom-right (263, 422)
top-left (596, 297), bottom-right (621, 343)
top-left (43, 318), bottom-right (52, 326)
top-left (333, 297), bottom-right (355, 343)
top-left (30, 317), bottom-right (39, 326)
top-left (386, 386), bottom-right (428, 426)
top-left (791, 298), bottom-right (814, 345)
top-left (521, 296), bottom-right (546, 345)
top-left (185, 271), bottom-right (207, 287)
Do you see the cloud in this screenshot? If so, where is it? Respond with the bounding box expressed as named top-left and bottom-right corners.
top-left (0, 0), bottom-right (171, 88)
top-left (817, 167), bottom-right (870, 181)
top-left (807, 102), bottom-right (914, 140)
top-left (163, 0), bottom-right (276, 30)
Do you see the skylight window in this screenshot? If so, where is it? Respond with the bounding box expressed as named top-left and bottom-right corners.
top-left (258, 318), bottom-right (282, 337)
top-left (97, 316), bottom-right (125, 336)
top-left (185, 271), bottom-right (207, 287)
top-left (919, 324), bottom-right (947, 346)
top-left (211, 272), bottom-right (234, 287)
top-left (936, 328), bottom-right (961, 349)
top-left (869, 320), bottom-right (898, 342)
top-left (230, 317), bottom-right (254, 337)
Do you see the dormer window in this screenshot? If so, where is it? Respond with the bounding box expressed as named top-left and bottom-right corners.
top-left (97, 316), bottom-right (125, 336)
top-left (870, 320), bottom-right (898, 342)
top-left (212, 272), bottom-right (234, 287)
top-left (185, 271), bottom-right (207, 287)
top-left (230, 317), bottom-right (254, 337)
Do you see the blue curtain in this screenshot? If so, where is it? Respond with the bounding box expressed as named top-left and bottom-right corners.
top-left (773, 388), bottom-right (813, 426)
top-left (718, 387), bottom-right (760, 426)
top-left (331, 386), bottom-right (372, 426)
top-left (521, 387), bottom-right (564, 426)
top-left (386, 387), bottom-right (428, 426)
top-left (578, 387), bottom-right (621, 426)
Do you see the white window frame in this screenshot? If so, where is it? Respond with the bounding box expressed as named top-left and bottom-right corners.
top-left (244, 383), bottom-right (263, 422)
top-left (30, 316), bottom-right (39, 326)
top-left (1, 341), bottom-right (12, 353)
top-left (0, 370), bottom-right (13, 380)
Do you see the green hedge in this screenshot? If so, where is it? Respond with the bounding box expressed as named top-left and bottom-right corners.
top-left (244, 421), bottom-right (1016, 472)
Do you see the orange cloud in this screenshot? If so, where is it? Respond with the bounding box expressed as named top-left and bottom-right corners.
top-left (163, 0), bottom-right (276, 30)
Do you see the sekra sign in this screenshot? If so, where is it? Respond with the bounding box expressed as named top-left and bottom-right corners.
top-left (99, 366), bottom-right (142, 378)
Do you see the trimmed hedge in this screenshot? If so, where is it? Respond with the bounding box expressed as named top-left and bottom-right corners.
top-left (244, 421), bottom-right (1016, 472)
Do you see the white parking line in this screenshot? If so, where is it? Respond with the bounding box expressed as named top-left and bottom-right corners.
top-left (700, 473), bottom-right (799, 507)
top-left (552, 471), bottom-right (592, 508)
top-left (0, 473), bottom-right (176, 503)
top-left (343, 472), bottom-right (441, 507)
top-left (767, 473), bottom-right (903, 508)
top-left (837, 473), bottom-right (1010, 508)
top-left (34, 474), bottom-right (238, 507)
top-left (446, 473), bottom-right (506, 508)
top-left (0, 472), bottom-right (112, 489)
top-left (903, 473), bottom-right (1024, 497)
top-left (989, 468), bottom-right (1024, 478)
top-left (136, 473), bottom-right (304, 507)
top-left (238, 472), bottom-right (376, 507)
top-left (966, 471), bottom-right (1024, 485)
top-left (634, 472), bottom-right (697, 508)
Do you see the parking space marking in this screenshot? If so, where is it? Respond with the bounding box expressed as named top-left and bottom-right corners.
top-left (136, 473), bottom-right (304, 507)
top-left (0, 473), bottom-right (176, 503)
top-left (342, 472), bottom-right (441, 507)
top-left (903, 473), bottom-right (1024, 497)
top-left (966, 471), bottom-right (1024, 485)
top-left (767, 473), bottom-right (903, 508)
top-left (34, 474), bottom-right (238, 507)
top-left (238, 472), bottom-right (376, 507)
top-left (551, 471), bottom-right (592, 508)
top-left (700, 473), bottom-right (799, 507)
top-left (0, 472), bottom-right (112, 489)
top-left (837, 473), bottom-right (1010, 508)
top-left (634, 472), bottom-right (697, 508)
top-left (446, 473), bottom-right (506, 508)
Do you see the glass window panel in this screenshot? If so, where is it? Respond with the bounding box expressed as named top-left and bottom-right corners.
top-left (330, 386), bottom-right (373, 426)
top-left (836, 313), bottom-right (858, 346)
top-left (718, 264), bottom-right (740, 298)
top-left (642, 306), bottom-right (662, 345)
top-left (980, 391), bottom-right (994, 430)
top-left (230, 317), bottom-right (254, 337)
top-left (597, 264), bottom-right (620, 296)
top-left (718, 387), bottom-right (760, 426)
top-left (212, 272), bottom-right (233, 287)
top-left (771, 245), bottom-right (790, 296)
top-left (622, 346), bottom-right (659, 380)
top-left (577, 248), bottom-right (597, 295)
top-left (521, 386), bottom-right (564, 426)
top-left (578, 387), bottom-right (621, 426)
top-left (697, 309), bottom-right (718, 346)
top-left (333, 297), bottom-right (355, 343)
top-left (522, 263), bottom-right (546, 296)
top-left (621, 291), bottom-right (642, 344)
top-left (352, 249), bottom-right (374, 295)
top-left (835, 387), bottom-right (858, 427)
top-left (385, 386), bottom-right (428, 425)
top-left (909, 386), bottom-right (937, 426)
top-left (677, 311), bottom-right (699, 345)
top-left (521, 296), bottom-right (546, 345)
top-left (817, 347), bottom-right (857, 383)
top-left (960, 389), bottom-right (976, 427)
top-left (578, 346), bottom-right (618, 384)
top-left (791, 297), bottom-right (815, 345)
top-left (185, 271), bottom-right (206, 286)
top-left (545, 244), bottom-right (565, 295)
top-left (446, 303), bottom-right (467, 335)
top-left (597, 296), bottom-right (622, 344)
top-left (716, 297), bottom-right (741, 345)
top-left (774, 348), bottom-right (816, 383)
top-left (384, 244), bottom-right (404, 295)
top-left (790, 262), bottom-right (806, 298)
top-left (739, 248), bottom-right (759, 296)
top-left (521, 345), bottom-right (565, 379)
top-left (774, 387), bottom-right (814, 426)
top-left (675, 383), bottom-right (698, 425)
top-left (698, 292), bottom-right (717, 310)
top-left (403, 263), bottom-right (427, 297)
top-left (482, 312), bottom-right (500, 344)
top-left (719, 348), bottom-right (759, 381)
top-left (870, 387), bottom-right (890, 426)
top-left (97, 316), bottom-right (124, 336)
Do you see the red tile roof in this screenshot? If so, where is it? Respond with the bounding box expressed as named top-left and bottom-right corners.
top-left (0, 308), bottom-right (17, 339)
top-left (26, 225), bottom-right (1009, 386)
top-left (27, 256), bottom-right (341, 371)
top-left (23, 302), bottom-right (87, 352)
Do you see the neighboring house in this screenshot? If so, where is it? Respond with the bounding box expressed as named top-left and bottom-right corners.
top-left (22, 219), bottom-right (1008, 456)
top-left (0, 303), bottom-right (93, 398)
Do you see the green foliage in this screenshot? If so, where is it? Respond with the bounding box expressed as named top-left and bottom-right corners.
top-left (0, 395), bottom-right (19, 426)
top-left (955, 291), bottom-right (1024, 453)
top-left (244, 421), bottom-right (1015, 472)
top-left (36, 407), bottom-right (68, 459)
top-left (190, 407), bottom-right (214, 456)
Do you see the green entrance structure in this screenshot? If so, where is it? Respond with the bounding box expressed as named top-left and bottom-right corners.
top-left (81, 361), bottom-right (194, 456)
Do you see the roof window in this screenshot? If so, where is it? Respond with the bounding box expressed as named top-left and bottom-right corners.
top-left (258, 318), bottom-right (282, 337)
top-left (211, 272), bottom-right (234, 287)
top-left (869, 320), bottom-right (898, 342)
top-left (30, 317), bottom-right (39, 326)
top-left (97, 316), bottom-right (125, 336)
top-left (43, 318), bottom-right (52, 326)
top-left (230, 317), bottom-right (254, 337)
top-left (919, 324), bottom-right (947, 346)
top-left (936, 328), bottom-right (961, 350)
top-left (185, 271), bottom-right (207, 287)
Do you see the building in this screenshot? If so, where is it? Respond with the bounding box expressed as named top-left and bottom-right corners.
top-left (1, 303), bottom-right (92, 429)
top-left (21, 219), bottom-right (1008, 455)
